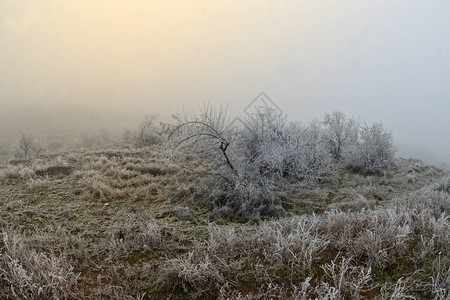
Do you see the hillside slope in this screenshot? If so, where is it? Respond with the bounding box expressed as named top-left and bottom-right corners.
top-left (0, 144), bottom-right (448, 299)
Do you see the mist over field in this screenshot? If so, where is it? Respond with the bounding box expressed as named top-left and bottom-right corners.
top-left (1, 2), bottom-right (450, 299)
top-left (1, 0), bottom-right (449, 167)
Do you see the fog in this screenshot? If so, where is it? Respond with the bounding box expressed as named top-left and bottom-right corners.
top-left (1, 1), bottom-right (449, 167)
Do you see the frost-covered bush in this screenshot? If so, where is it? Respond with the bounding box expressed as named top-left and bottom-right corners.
top-left (323, 111), bottom-right (359, 159)
top-left (238, 110), bottom-right (330, 182)
top-left (210, 175), bottom-right (283, 221)
top-left (237, 107), bottom-right (296, 178)
top-left (168, 104), bottom-right (268, 220)
top-left (169, 104), bottom-right (401, 220)
top-left (347, 122), bottom-right (396, 175)
top-left (296, 120), bottom-right (331, 182)
top-left (169, 105), bottom-right (331, 221)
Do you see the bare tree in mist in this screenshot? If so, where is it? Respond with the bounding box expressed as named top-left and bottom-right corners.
top-left (33, 138), bottom-right (46, 158)
top-left (17, 133), bottom-right (34, 159)
top-left (323, 111), bottom-right (358, 159)
top-left (15, 133), bottom-right (46, 159)
top-left (169, 103), bottom-right (238, 180)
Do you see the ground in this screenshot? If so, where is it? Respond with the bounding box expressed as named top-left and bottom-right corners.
top-left (0, 143), bottom-right (448, 299)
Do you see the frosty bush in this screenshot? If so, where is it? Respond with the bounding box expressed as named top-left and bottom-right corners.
top-left (347, 122), bottom-right (396, 175)
top-left (169, 105), bottom-right (332, 221)
top-left (168, 103), bottom-right (261, 220)
top-left (169, 104), bottom-right (402, 220)
top-left (296, 120), bottom-right (331, 182)
top-left (237, 108), bottom-right (330, 182)
top-left (323, 111), bottom-right (359, 159)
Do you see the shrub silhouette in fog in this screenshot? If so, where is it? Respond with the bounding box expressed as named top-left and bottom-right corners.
top-left (15, 133), bottom-right (46, 159)
top-left (124, 114), bottom-right (162, 147)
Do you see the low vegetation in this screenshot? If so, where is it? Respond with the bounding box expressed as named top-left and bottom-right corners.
top-left (167, 106), bottom-right (396, 221)
top-left (0, 107), bottom-right (448, 299)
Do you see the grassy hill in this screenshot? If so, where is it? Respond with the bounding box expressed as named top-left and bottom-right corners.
top-left (0, 143), bottom-right (448, 299)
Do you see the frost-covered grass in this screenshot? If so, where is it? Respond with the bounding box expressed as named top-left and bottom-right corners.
top-left (0, 143), bottom-right (448, 299)
top-left (159, 185), bottom-right (449, 299)
top-left (0, 231), bottom-right (81, 299)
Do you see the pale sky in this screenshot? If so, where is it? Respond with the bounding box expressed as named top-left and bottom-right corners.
top-left (0, 1), bottom-right (449, 166)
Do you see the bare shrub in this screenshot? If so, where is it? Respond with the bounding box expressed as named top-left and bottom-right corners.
top-left (14, 133), bottom-right (47, 159)
top-left (168, 103), bottom-right (238, 179)
top-left (16, 133), bottom-right (34, 159)
top-left (169, 104), bottom-right (331, 221)
top-left (347, 122), bottom-right (396, 175)
top-left (168, 103), bottom-right (276, 221)
top-left (0, 231), bottom-right (81, 299)
top-left (323, 111), bottom-right (359, 159)
top-left (237, 107), bottom-right (297, 178)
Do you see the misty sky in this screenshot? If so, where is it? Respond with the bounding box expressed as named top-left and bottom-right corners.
top-left (0, 1), bottom-right (449, 166)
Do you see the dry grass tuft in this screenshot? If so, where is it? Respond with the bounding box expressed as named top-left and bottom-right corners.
top-left (100, 212), bottom-right (164, 259)
top-left (0, 231), bottom-right (81, 299)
